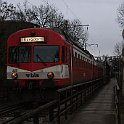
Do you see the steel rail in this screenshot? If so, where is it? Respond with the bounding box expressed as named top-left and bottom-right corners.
top-left (4, 100), bottom-right (57, 124)
top-left (0, 102), bottom-right (27, 117)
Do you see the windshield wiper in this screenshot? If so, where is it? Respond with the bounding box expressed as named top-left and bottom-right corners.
top-left (36, 54), bottom-right (47, 66)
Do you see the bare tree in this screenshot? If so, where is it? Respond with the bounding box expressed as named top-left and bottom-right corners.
top-left (117, 2), bottom-right (124, 28)
top-left (62, 19), bottom-right (88, 48)
top-left (34, 3), bottom-right (64, 28)
top-left (116, 2), bottom-right (124, 56)
top-left (15, 1), bottom-right (39, 23)
top-left (114, 42), bottom-right (124, 56)
top-left (71, 19), bottom-right (88, 47)
top-left (0, 0), bottom-right (88, 47)
top-left (0, 1), bottom-right (16, 20)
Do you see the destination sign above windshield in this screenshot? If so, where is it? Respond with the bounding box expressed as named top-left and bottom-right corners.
top-left (21, 37), bottom-right (45, 42)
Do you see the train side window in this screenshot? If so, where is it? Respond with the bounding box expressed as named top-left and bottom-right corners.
top-left (65, 47), bottom-right (67, 62)
top-left (78, 54), bottom-right (80, 66)
top-left (62, 46), bottom-right (65, 62)
top-left (75, 52), bottom-right (77, 66)
top-left (81, 56), bottom-right (83, 67)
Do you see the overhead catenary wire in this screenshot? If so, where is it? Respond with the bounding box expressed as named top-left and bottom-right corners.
top-left (24, 0), bottom-right (81, 21)
top-left (60, 0), bottom-right (80, 19)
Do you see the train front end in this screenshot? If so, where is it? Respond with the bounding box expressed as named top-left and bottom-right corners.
top-left (6, 28), bottom-right (70, 89)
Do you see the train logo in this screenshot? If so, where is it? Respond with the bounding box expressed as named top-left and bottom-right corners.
top-left (26, 73), bottom-right (39, 78)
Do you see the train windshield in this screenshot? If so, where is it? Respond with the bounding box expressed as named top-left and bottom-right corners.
top-left (8, 46), bottom-right (31, 63)
top-left (34, 46), bottom-right (59, 62)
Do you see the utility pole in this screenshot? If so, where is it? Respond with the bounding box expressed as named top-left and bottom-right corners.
top-left (0, 0), bottom-right (2, 5)
top-left (63, 20), bottom-right (89, 31)
top-left (85, 43), bottom-right (100, 57)
top-left (0, 0), bottom-right (2, 7)
top-left (76, 24), bottom-right (89, 30)
top-left (85, 43), bottom-right (98, 50)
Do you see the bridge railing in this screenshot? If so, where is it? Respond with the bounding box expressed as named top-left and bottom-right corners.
top-left (114, 85), bottom-right (121, 124)
top-left (5, 78), bottom-right (104, 124)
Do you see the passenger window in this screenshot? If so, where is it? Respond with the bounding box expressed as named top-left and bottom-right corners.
top-left (65, 47), bottom-right (67, 62)
top-left (75, 52), bottom-right (77, 66)
top-left (62, 46), bottom-right (65, 62)
top-left (78, 54), bottom-right (80, 66)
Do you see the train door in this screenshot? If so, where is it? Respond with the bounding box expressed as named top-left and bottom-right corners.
top-left (69, 45), bottom-right (73, 85)
top-left (62, 45), bottom-right (72, 84)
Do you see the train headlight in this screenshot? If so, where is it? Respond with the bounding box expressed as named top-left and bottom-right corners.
top-left (47, 72), bottom-right (54, 79)
top-left (11, 71), bottom-right (18, 79)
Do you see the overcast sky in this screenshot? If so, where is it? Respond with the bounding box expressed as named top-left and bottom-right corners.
top-left (6, 0), bottom-right (124, 56)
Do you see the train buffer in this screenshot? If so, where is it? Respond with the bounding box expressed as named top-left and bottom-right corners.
top-left (61, 78), bottom-right (117, 124)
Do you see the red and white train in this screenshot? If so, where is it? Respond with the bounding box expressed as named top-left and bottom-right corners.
top-left (6, 28), bottom-right (104, 89)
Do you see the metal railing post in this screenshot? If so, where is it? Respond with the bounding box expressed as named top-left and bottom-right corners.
top-left (33, 114), bottom-right (39, 124)
top-left (49, 107), bottom-right (54, 122)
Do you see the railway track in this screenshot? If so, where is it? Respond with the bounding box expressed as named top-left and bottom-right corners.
top-left (0, 99), bottom-right (52, 124)
top-left (2, 100), bottom-right (57, 124)
top-left (0, 102), bottom-right (26, 116)
top-left (0, 101), bottom-right (28, 124)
